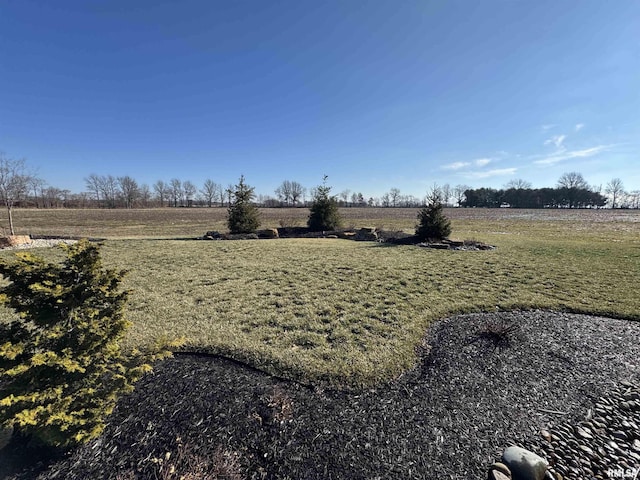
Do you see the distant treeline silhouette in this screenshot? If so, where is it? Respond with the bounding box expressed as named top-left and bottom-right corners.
top-left (461, 186), bottom-right (607, 209)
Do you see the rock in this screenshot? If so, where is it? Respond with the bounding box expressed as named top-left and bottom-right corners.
top-left (0, 235), bottom-right (31, 248)
top-left (502, 446), bottom-right (548, 480)
top-left (575, 426), bottom-right (593, 439)
top-left (354, 228), bottom-right (378, 242)
top-left (337, 231), bottom-right (356, 239)
top-left (0, 424), bottom-right (13, 450)
top-left (203, 231), bottom-right (221, 239)
top-left (489, 470), bottom-right (511, 480)
top-left (326, 235), bottom-right (338, 239)
top-left (425, 243), bottom-right (450, 249)
top-left (488, 462), bottom-right (512, 479)
top-left (256, 228), bottom-right (279, 239)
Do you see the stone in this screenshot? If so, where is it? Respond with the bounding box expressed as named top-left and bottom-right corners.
top-left (575, 426), bottom-right (593, 439)
top-left (489, 470), bottom-right (511, 480)
top-left (354, 228), bottom-right (378, 241)
top-left (488, 462), bottom-right (512, 479)
top-left (0, 235), bottom-right (31, 248)
top-left (502, 446), bottom-right (549, 480)
top-left (203, 231), bottom-right (221, 239)
top-left (426, 243), bottom-right (450, 249)
top-left (256, 228), bottom-right (279, 239)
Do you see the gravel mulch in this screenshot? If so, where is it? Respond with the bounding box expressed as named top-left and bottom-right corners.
top-left (1, 310), bottom-right (639, 480)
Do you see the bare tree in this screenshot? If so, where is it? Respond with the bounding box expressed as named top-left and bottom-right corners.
top-left (99, 175), bottom-right (118, 208)
top-left (153, 180), bottom-right (169, 207)
top-left (118, 176), bottom-right (140, 209)
top-left (275, 180), bottom-right (292, 205)
top-left (225, 184), bottom-right (234, 207)
top-left (605, 178), bottom-right (625, 209)
top-left (505, 178), bottom-right (532, 190)
top-left (30, 177), bottom-right (47, 208)
top-left (139, 184), bottom-right (151, 207)
top-left (388, 188), bottom-right (400, 207)
top-left (183, 180), bottom-right (197, 207)
top-left (85, 173), bottom-right (102, 205)
top-left (201, 179), bottom-right (220, 207)
top-left (557, 172), bottom-right (588, 190)
top-left (169, 178), bottom-right (183, 207)
top-left (290, 181), bottom-right (305, 206)
top-left (453, 184), bottom-right (470, 207)
top-left (427, 183), bottom-right (442, 203)
top-left (0, 154), bottom-right (36, 235)
top-left (557, 172), bottom-right (588, 208)
top-left (339, 189), bottom-right (350, 206)
top-left (440, 184), bottom-right (451, 206)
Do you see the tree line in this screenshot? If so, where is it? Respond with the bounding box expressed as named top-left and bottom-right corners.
top-left (1, 152), bottom-right (638, 211)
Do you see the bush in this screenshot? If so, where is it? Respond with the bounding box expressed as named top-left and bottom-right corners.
top-left (227, 176), bottom-right (261, 234)
top-left (0, 240), bottom-right (170, 447)
top-left (415, 193), bottom-right (452, 241)
top-left (307, 176), bottom-right (342, 231)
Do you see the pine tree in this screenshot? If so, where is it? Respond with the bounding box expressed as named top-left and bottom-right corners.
top-left (307, 176), bottom-right (342, 231)
top-left (227, 175), bottom-right (261, 234)
top-left (415, 193), bottom-right (452, 241)
top-left (0, 240), bottom-right (170, 447)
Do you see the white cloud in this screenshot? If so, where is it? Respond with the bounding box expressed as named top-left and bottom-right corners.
top-left (544, 134), bottom-right (566, 148)
top-left (575, 123), bottom-right (585, 132)
top-left (541, 124), bottom-right (557, 131)
top-left (474, 158), bottom-right (492, 167)
top-left (533, 145), bottom-right (610, 166)
top-left (441, 161), bottom-right (470, 170)
top-left (466, 168), bottom-right (517, 179)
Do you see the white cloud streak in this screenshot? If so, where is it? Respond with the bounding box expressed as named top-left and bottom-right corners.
top-left (464, 168), bottom-right (517, 179)
top-left (575, 123), bottom-right (585, 132)
top-left (441, 161), bottom-right (470, 170)
top-left (474, 158), bottom-right (492, 167)
top-left (533, 145), bottom-right (610, 166)
top-left (544, 135), bottom-right (566, 148)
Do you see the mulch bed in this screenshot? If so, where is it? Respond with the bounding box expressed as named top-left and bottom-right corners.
top-left (2, 310), bottom-right (639, 480)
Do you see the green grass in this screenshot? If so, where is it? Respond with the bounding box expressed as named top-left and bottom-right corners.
top-left (1, 208), bottom-right (639, 387)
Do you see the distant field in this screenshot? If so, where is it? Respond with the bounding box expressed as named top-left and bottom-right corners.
top-left (1, 207), bottom-right (639, 386)
top-left (2, 207), bottom-right (639, 240)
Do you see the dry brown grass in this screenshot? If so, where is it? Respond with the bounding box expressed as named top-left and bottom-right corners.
top-left (3, 206), bottom-right (639, 240)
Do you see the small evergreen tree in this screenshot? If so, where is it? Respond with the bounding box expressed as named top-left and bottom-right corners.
top-left (307, 176), bottom-right (342, 231)
top-left (227, 175), bottom-right (261, 234)
top-left (0, 240), bottom-right (170, 448)
top-left (415, 192), bottom-right (452, 241)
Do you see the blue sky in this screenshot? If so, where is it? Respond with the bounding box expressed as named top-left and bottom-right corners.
top-left (1, 0), bottom-right (638, 199)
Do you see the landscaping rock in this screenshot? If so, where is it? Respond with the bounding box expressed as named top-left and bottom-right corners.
top-left (257, 228), bottom-right (279, 239)
top-left (488, 462), bottom-right (512, 479)
top-left (0, 235), bottom-right (31, 248)
top-left (501, 446), bottom-right (548, 480)
top-left (337, 231), bottom-right (356, 239)
top-left (354, 227), bottom-right (378, 241)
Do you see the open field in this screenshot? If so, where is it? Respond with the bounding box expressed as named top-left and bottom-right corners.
top-left (3, 206), bottom-right (640, 239)
top-left (1, 207), bottom-right (639, 386)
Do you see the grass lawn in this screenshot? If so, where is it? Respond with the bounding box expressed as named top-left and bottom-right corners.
top-left (1, 208), bottom-right (639, 387)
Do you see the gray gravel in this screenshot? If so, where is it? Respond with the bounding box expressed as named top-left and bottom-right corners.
top-left (0, 239), bottom-right (77, 251)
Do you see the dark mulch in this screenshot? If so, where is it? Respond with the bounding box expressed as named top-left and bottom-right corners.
top-left (2, 311), bottom-right (639, 480)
